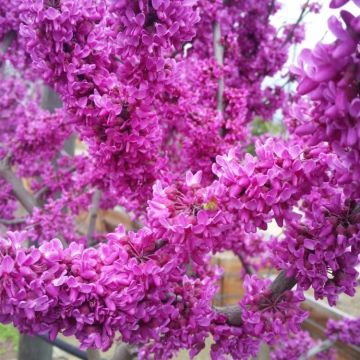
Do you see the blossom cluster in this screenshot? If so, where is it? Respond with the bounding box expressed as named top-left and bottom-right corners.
top-left (13, 0), bottom-right (304, 213)
top-left (276, 0), bottom-right (360, 306)
top-left (273, 192), bottom-right (360, 305)
top-left (212, 138), bottom-right (331, 232)
top-left (0, 73), bottom-right (93, 244)
top-left (18, 0), bottom-right (164, 210)
top-left (292, 0), bottom-right (360, 190)
top-left (326, 316), bottom-right (360, 346)
top-left (270, 330), bottom-right (336, 360)
top-left (2, 226), bottom-right (303, 360)
top-left (0, 230), bottom-right (220, 358)
top-left (240, 275), bottom-right (307, 345)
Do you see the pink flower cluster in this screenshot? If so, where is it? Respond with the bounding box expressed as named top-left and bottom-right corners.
top-left (0, 230), bottom-right (219, 357)
top-left (326, 316), bottom-right (360, 346)
top-left (292, 0), bottom-right (360, 182)
top-left (113, 0), bottom-right (199, 86)
top-left (213, 138), bottom-right (330, 231)
top-left (240, 275), bottom-right (307, 345)
top-left (270, 330), bottom-right (336, 360)
top-left (273, 193), bottom-right (360, 305)
top-left (18, 0), bottom-right (164, 211)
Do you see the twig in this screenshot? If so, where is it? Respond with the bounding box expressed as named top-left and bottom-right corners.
top-left (154, 239), bottom-right (168, 251)
top-left (266, 0), bottom-right (276, 21)
top-left (282, 0), bottom-right (310, 47)
top-left (0, 218), bottom-right (26, 225)
top-left (0, 156), bottom-right (67, 248)
top-left (34, 186), bottom-right (49, 202)
top-left (213, 21), bottom-right (225, 113)
top-left (237, 252), bottom-right (256, 275)
top-left (215, 270), bottom-right (297, 326)
top-left (0, 156), bottom-right (36, 214)
top-left (299, 339), bottom-right (335, 359)
top-left (87, 190), bottom-right (101, 246)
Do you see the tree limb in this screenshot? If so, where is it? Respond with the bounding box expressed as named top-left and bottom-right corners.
top-left (267, 269), bottom-right (297, 301)
top-left (215, 304), bottom-right (244, 326)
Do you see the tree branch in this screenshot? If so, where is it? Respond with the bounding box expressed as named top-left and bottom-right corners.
top-left (0, 218), bottom-right (26, 225)
top-left (215, 270), bottom-right (297, 326)
top-left (300, 339), bottom-right (335, 360)
top-left (213, 21), bottom-right (225, 113)
top-left (282, 0), bottom-right (310, 46)
top-left (0, 156), bottom-right (36, 214)
top-left (34, 186), bottom-right (49, 202)
top-left (87, 190), bottom-right (101, 246)
top-left (237, 252), bottom-right (256, 275)
top-left (267, 269), bottom-right (297, 301)
top-left (215, 304), bottom-right (244, 326)
top-left (266, 0), bottom-right (276, 21)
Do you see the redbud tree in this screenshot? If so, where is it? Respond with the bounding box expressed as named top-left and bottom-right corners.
top-left (0, 0), bottom-right (359, 359)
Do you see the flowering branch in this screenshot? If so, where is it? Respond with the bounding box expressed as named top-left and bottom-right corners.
top-left (282, 0), bottom-right (310, 46)
top-left (0, 0), bottom-right (358, 358)
top-left (266, 0), bottom-right (276, 21)
top-left (216, 270), bottom-right (297, 326)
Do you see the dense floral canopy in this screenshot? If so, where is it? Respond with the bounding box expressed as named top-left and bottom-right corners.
top-left (0, 0), bottom-right (359, 359)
